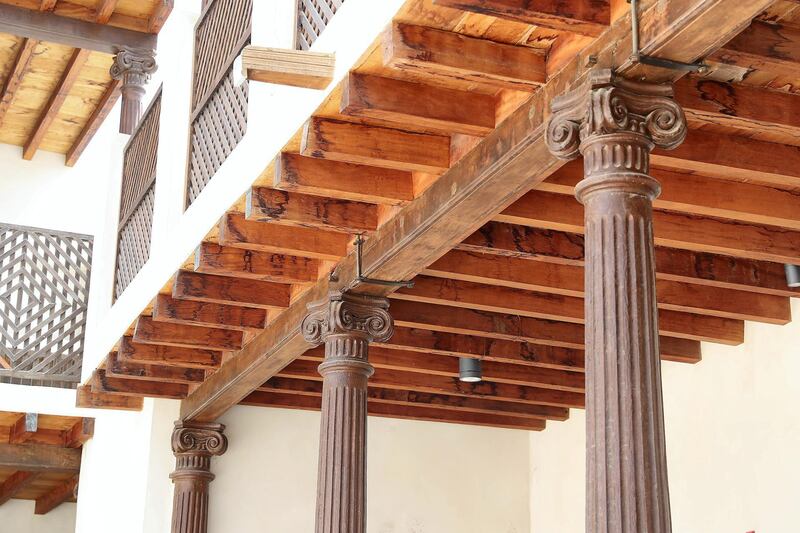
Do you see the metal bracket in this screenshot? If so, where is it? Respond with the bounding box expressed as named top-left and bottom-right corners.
top-left (628, 0), bottom-right (708, 73)
top-left (351, 235), bottom-right (414, 289)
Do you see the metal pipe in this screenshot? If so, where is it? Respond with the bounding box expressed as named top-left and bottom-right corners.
top-left (630, 0), bottom-right (640, 60)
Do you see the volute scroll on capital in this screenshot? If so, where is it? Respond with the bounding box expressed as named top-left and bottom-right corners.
top-left (546, 68), bottom-right (687, 160)
top-left (301, 291), bottom-right (393, 346)
top-left (110, 47), bottom-right (158, 81)
top-left (171, 421), bottom-right (228, 456)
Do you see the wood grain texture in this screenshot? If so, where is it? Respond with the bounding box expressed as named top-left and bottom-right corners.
top-left (34, 476), bottom-right (77, 515)
top-left (173, 270), bottom-right (291, 311)
top-left (134, 316), bottom-right (243, 352)
top-left (242, 46), bottom-right (334, 89)
top-left (75, 385), bottom-right (144, 411)
top-left (118, 335), bottom-right (221, 369)
top-left (194, 243), bottom-right (320, 284)
top-left (153, 294), bottom-right (268, 331)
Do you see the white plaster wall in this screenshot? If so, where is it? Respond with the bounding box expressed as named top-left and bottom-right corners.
top-left (529, 298), bottom-right (800, 532)
top-left (0, 499), bottom-right (76, 533)
top-left (210, 405), bottom-right (532, 533)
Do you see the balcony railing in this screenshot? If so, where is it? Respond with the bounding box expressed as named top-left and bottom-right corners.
top-left (0, 223), bottom-right (93, 389)
top-left (296, 0), bottom-right (345, 50)
top-left (186, 0), bottom-right (252, 207)
top-left (114, 88), bottom-right (162, 299)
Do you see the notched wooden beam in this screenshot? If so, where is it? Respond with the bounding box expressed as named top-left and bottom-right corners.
top-left (173, 269), bottom-right (291, 311)
top-left (242, 46), bottom-right (334, 89)
top-left (194, 242), bottom-right (321, 283)
top-left (76, 385), bottom-right (144, 411)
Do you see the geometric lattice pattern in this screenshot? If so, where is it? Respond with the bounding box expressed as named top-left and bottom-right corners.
top-left (0, 223), bottom-right (93, 389)
top-left (114, 184), bottom-right (155, 300)
top-left (186, 66), bottom-right (249, 207)
top-left (296, 0), bottom-right (344, 51)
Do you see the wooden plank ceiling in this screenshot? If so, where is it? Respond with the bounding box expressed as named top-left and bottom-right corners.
top-left (0, 411), bottom-right (93, 515)
top-left (0, 0), bottom-right (171, 165)
top-left (82, 0), bottom-right (800, 432)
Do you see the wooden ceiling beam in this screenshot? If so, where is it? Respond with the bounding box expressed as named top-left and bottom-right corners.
top-left (34, 476), bottom-right (78, 515)
top-left (340, 72), bottom-right (497, 136)
top-left (427, 249), bottom-right (791, 324)
top-left (710, 20), bottom-right (800, 77)
top-left (62, 418), bottom-right (94, 448)
top-left (301, 118), bottom-right (451, 173)
top-left (117, 336), bottom-right (221, 369)
top-left (278, 358), bottom-right (584, 409)
top-left (261, 376), bottom-right (570, 421)
top-left (153, 294), bottom-right (268, 332)
top-left (247, 187), bottom-right (379, 234)
top-left (0, 38), bottom-right (38, 128)
top-left (0, 444), bottom-right (80, 473)
top-left (275, 152), bottom-right (414, 206)
top-left (0, 471), bottom-right (40, 506)
top-left (94, 0), bottom-right (118, 23)
top-left (133, 316), bottom-right (243, 351)
top-left (93, 369), bottom-right (188, 400)
top-left (194, 243), bottom-right (320, 284)
top-left (147, 0), bottom-right (174, 33)
top-left (179, 0), bottom-right (766, 422)
top-left (173, 270), bottom-right (291, 311)
top-left (394, 276), bottom-right (745, 345)
top-left (432, 0), bottom-right (610, 37)
top-left (458, 221), bottom-right (800, 298)
top-left (242, 390), bottom-right (548, 431)
top-left (542, 159), bottom-right (800, 230)
top-left (0, 3), bottom-right (156, 54)
top-left (66, 79), bottom-right (121, 167)
top-left (384, 22), bottom-right (547, 90)
top-left (23, 48), bottom-right (90, 160)
top-left (498, 190), bottom-right (800, 264)
top-left (8, 413), bottom-right (37, 444)
top-left (75, 385), bottom-right (144, 411)
top-left (106, 352), bottom-right (205, 384)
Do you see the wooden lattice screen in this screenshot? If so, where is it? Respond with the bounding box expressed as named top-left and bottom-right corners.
top-left (186, 0), bottom-right (252, 207)
top-left (0, 223), bottom-right (93, 389)
top-left (114, 89), bottom-right (162, 299)
top-left (296, 0), bottom-right (345, 50)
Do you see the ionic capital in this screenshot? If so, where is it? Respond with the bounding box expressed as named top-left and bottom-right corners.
top-left (171, 421), bottom-right (227, 457)
top-left (110, 47), bottom-right (157, 84)
top-left (301, 291), bottom-right (393, 347)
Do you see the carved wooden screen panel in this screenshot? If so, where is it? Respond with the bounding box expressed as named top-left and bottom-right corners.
top-left (296, 0), bottom-right (345, 50)
top-left (0, 223), bottom-right (93, 389)
top-left (186, 0), bottom-right (252, 207)
top-left (114, 90), bottom-right (161, 299)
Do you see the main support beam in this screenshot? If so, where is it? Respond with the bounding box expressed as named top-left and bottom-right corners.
top-left (179, 0), bottom-right (774, 423)
top-left (547, 69), bottom-right (686, 532)
top-left (301, 291), bottom-right (393, 533)
top-left (0, 3), bottom-right (156, 54)
top-left (170, 422), bottom-right (227, 533)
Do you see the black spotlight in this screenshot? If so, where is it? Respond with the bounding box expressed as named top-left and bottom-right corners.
top-left (458, 357), bottom-right (482, 383)
top-left (786, 264), bottom-right (800, 288)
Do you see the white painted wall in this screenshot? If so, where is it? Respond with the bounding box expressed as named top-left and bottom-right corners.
top-left (530, 298), bottom-right (800, 532)
top-left (0, 500), bottom-right (76, 533)
top-left (210, 405), bottom-right (532, 533)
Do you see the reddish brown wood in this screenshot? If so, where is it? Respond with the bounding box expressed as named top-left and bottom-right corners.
top-left (301, 291), bottom-right (393, 533)
top-left (0, 38), bottom-right (38, 128)
top-left (34, 476), bottom-right (77, 515)
top-left (170, 421), bottom-right (227, 533)
top-left (547, 69), bottom-right (687, 532)
top-left (110, 47), bottom-right (157, 134)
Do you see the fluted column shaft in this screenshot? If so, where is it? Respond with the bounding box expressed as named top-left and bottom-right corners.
top-left (170, 422), bottom-right (227, 533)
top-left (110, 47), bottom-right (157, 134)
top-left (547, 69), bottom-right (688, 533)
top-left (302, 291), bottom-right (394, 533)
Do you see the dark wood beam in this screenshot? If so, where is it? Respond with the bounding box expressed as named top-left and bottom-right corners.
top-left (153, 294), bottom-right (268, 331)
top-left (0, 444), bottom-right (80, 473)
top-left (172, 270), bottom-right (291, 311)
top-left (117, 335), bottom-right (221, 369)
top-left (34, 476), bottom-right (78, 515)
top-left (63, 418), bottom-right (94, 448)
top-left (0, 3), bottom-right (156, 53)
top-left (133, 316), bottom-right (243, 352)
top-left (179, 0), bottom-right (771, 422)
top-left (75, 385), bottom-right (144, 411)
top-left (0, 471), bottom-right (40, 506)
top-left (0, 38), bottom-right (38, 128)
top-left (711, 20), bottom-right (800, 77)
top-left (23, 48), bottom-right (90, 160)
top-left (66, 79), bottom-right (121, 167)
top-left (93, 369), bottom-right (188, 400)
top-left (194, 243), bottom-right (320, 284)
top-left (106, 352), bottom-right (205, 384)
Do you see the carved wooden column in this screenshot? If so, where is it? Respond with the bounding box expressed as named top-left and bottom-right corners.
top-left (301, 291), bottom-right (393, 533)
top-left (547, 69), bottom-right (687, 533)
top-left (170, 421), bottom-right (227, 533)
top-left (110, 47), bottom-right (157, 134)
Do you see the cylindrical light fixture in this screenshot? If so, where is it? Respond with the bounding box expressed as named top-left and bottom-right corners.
top-left (459, 357), bottom-right (482, 383)
top-left (786, 264), bottom-right (800, 288)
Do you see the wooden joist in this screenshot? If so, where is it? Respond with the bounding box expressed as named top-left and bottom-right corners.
top-left (241, 47), bottom-right (335, 89)
top-left (23, 48), bottom-right (90, 160)
top-left (147, 0), bottom-right (173, 33)
top-left (106, 352), bottom-right (205, 384)
top-left (153, 294), bottom-right (268, 331)
top-left (260, 375), bottom-right (570, 420)
top-left (0, 38), bottom-right (38, 127)
top-left (340, 72), bottom-right (497, 136)
top-left (301, 117), bottom-right (451, 173)
top-left (133, 316), bottom-right (243, 351)
top-left (173, 270), bottom-right (291, 311)
top-left (34, 476), bottom-right (77, 515)
top-left (275, 152), bottom-right (414, 206)
top-left (94, 0), bottom-right (118, 23)
top-left (8, 414), bottom-right (37, 444)
top-left (711, 20), bottom-right (800, 77)
top-left (0, 444), bottom-right (80, 473)
top-left (66, 79), bottom-right (121, 167)
top-left (93, 369), bottom-right (188, 400)
top-left (62, 418), bottom-right (94, 448)
top-left (432, 0), bottom-right (610, 37)
top-left (384, 22), bottom-right (547, 90)
top-left (75, 385), bottom-right (144, 411)
top-left (0, 471), bottom-right (40, 506)
top-left (117, 335), bottom-right (221, 369)
top-left (247, 187), bottom-right (379, 234)
top-left (194, 243), bottom-right (321, 284)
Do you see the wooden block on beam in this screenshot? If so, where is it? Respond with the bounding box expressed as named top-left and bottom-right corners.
top-left (341, 73), bottom-right (496, 135)
top-left (246, 187), bottom-right (379, 233)
top-left (301, 117), bottom-right (451, 173)
top-left (118, 335), bottom-right (221, 369)
top-left (76, 385), bottom-right (144, 411)
top-left (173, 270), bottom-right (291, 311)
top-left (153, 294), bottom-right (268, 331)
top-left (134, 316), bottom-right (243, 351)
top-left (63, 418), bottom-right (94, 448)
top-left (241, 46), bottom-right (335, 89)
top-left (384, 22), bottom-right (546, 90)
top-left (8, 413), bottom-right (37, 444)
top-left (194, 243), bottom-right (320, 284)
top-left (275, 152), bottom-right (414, 205)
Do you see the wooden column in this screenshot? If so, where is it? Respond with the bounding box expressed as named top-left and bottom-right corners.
top-left (110, 47), bottom-right (157, 134)
top-left (547, 69), bottom-right (687, 533)
top-left (170, 421), bottom-right (227, 533)
top-left (301, 291), bottom-right (394, 533)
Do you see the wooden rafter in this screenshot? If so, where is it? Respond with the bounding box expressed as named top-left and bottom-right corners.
top-left (65, 79), bottom-right (121, 167)
top-left (0, 472), bottom-right (40, 506)
top-left (147, 0), bottom-right (174, 33)
top-left (34, 476), bottom-right (77, 515)
top-left (0, 38), bottom-right (38, 128)
top-left (23, 48), bottom-right (90, 160)
top-left (0, 444), bottom-right (81, 473)
top-left (94, 0), bottom-right (118, 23)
